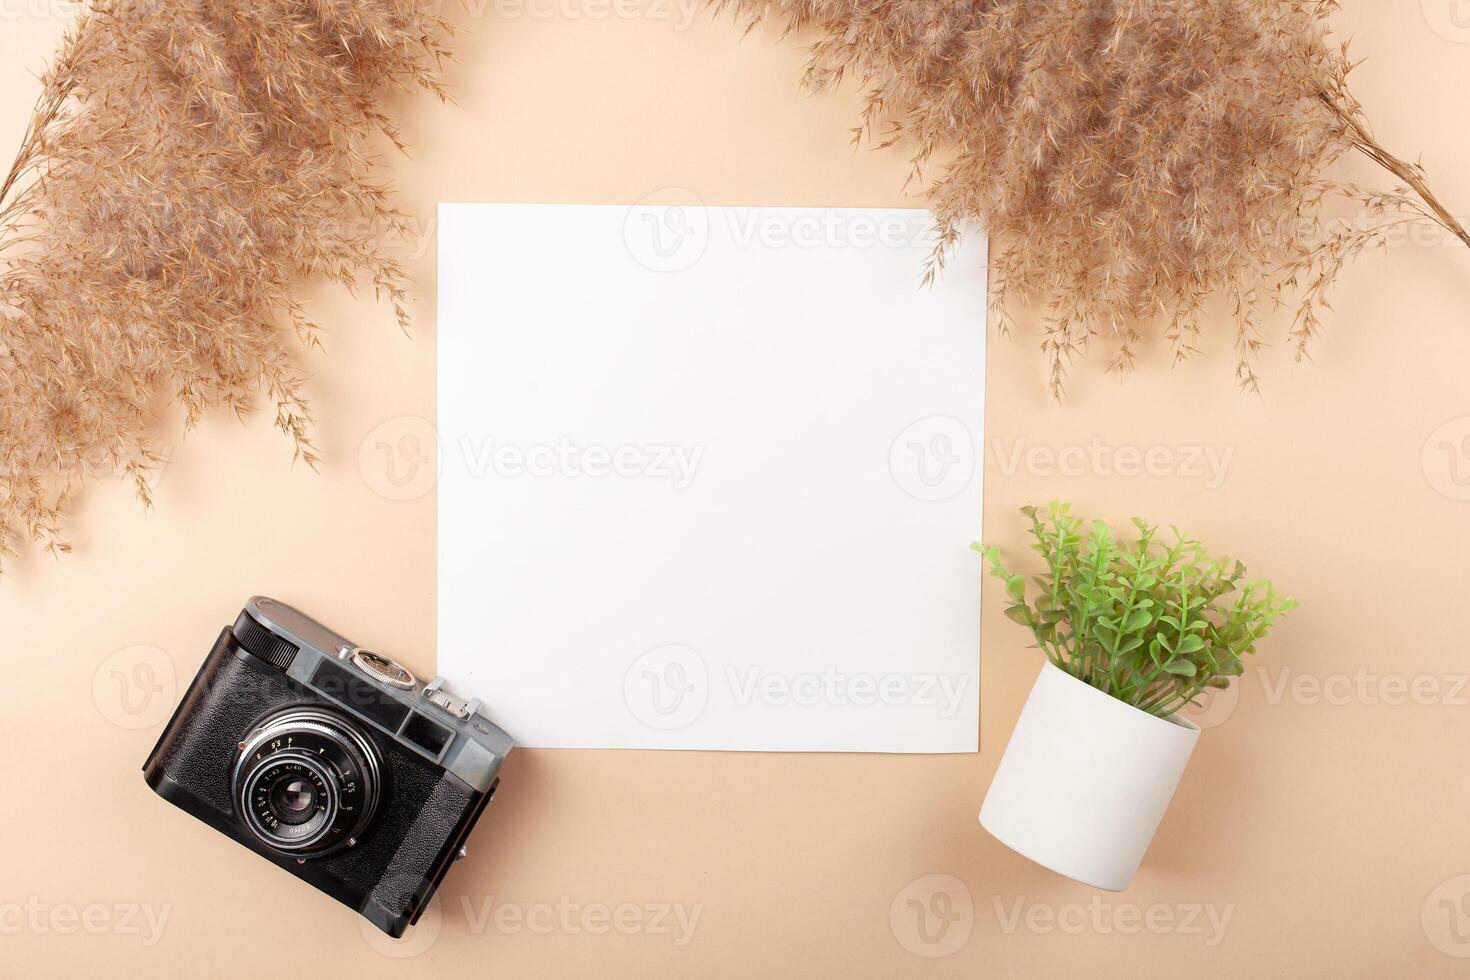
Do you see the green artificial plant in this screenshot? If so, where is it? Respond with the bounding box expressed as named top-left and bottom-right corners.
top-left (976, 503), bottom-right (1296, 718)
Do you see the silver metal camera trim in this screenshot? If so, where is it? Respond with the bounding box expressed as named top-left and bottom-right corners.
top-left (421, 677), bottom-right (481, 721)
top-left (347, 647), bottom-right (418, 690)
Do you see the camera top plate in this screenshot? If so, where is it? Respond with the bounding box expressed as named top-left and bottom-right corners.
top-left (239, 596), bottom-right (512, 793)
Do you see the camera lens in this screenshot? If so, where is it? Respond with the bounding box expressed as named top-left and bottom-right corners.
top-left (269, 776), bottom-right (318, 824)
top-left (233, 707), bottom-right (382, 858)
top-left (243, 756), bottom-right (335, 846)
top-left (278, 778), bottom-right (314, 811)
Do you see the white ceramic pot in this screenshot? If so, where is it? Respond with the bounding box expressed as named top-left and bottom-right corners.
top-left (979, 660), bottom-right (1200, 891)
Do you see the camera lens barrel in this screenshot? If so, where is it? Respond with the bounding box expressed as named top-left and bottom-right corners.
top-left (232, 707), bottom-right (382, 858)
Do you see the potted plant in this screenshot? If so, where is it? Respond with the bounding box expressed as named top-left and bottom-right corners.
top-left (975, 503), bottom-right (1295, 890)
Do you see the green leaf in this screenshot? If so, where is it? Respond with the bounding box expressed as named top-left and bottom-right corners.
top-left (1004, 605), bottom-right (1033, 628)
top-left (1163, 660), bottom-right (1197, 677)
top-left (1175, 634), bottom-right (1205, 655)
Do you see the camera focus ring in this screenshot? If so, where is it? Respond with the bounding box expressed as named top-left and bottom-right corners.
top-left (232, 707), bottom-right (382, 859)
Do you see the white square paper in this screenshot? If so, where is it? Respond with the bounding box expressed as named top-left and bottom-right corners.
top-left (437, 202), bottom-right (985, 751)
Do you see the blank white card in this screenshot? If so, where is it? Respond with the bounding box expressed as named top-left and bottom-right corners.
top-left (437, 202), bottom-right (985, 751)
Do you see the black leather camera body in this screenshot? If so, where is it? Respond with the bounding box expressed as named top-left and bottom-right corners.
top-left (142, 597), bottom-right (513, 937)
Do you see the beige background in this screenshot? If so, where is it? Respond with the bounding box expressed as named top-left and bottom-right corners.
top-left (3, 1), bottom-right (1470, 976)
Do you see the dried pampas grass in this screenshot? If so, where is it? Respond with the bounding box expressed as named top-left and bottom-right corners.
top-left (0, 0), bottom-right (450, 569)
top-left (721, 0), bottom-right (1468, 395)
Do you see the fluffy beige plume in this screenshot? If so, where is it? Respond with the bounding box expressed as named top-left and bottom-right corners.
top-left (720, 0), bottom-right (1467, 395)
top-left (0, 0), bottom-right (451, 569)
